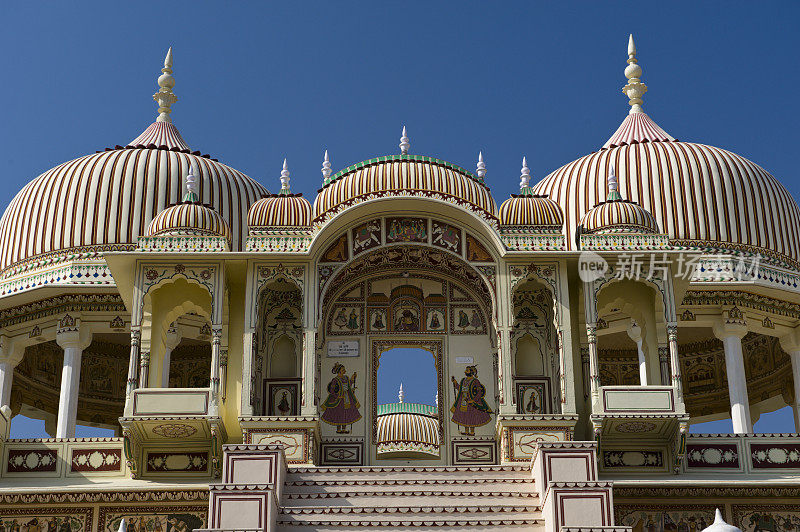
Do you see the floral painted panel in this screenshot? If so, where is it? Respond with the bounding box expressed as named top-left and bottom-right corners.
top-left (98, 505), bottom-right (206, 532)
top-left (615, 505), bottom-right (718, 532)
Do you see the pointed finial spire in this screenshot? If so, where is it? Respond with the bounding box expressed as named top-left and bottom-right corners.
top-left (622, 34), bottom-right (647, 114)
top-left (520, 156), bottom-right (532, 192)
top-left (399, 126), bottom-right (410, 155)
top-left (398, 383), bottom-right (404, 403)
top-left (154, 47), bottom-right (178, 123)
top-left (700, 509), bottom-right (741, 532)
top-left (117, 518), bottom-right (127, 532)
top-left (607, 163), bottom-right (622, 201)
top-left (183, 164), bottom-right (199, 203)
top-left (476, 151), bottom-right (486, 181)
top-left (321, 150), bottom-right (332, 182)
top-left (279, 159), bottom-right (291, 194)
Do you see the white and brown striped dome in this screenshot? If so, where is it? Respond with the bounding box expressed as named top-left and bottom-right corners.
top-left (532, 38), bottom-right (800, 267)
top-left (532, 115), bottom-right (800, 266)
top-left (248, 194), bottom-right (312, 229)
top-left (313, 155), bottom-right (498, 224)
top-left (0, 51), bottom-right (268, 275)
top-left (580, 199), bottom-right (660, 234)
top-left (499, 189), bottom-right (563, 228)
top-left (147, 202), bottom-right (231, 240)
top-left (376, 402), bottom-right (440, 458)
top-left (0, 138), bottom-right (266, 275)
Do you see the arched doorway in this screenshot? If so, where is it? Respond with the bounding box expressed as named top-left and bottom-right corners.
top-left (317, 245), bottom-right (497, 465)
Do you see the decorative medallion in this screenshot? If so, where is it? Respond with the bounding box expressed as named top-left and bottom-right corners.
top-left (615, 421), bottom-right (657, 433)
top-left (152, 423), bottom-right (198, 439)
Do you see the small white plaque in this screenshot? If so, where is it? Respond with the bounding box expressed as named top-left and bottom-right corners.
top-left (455, 356), bottom-right (474, 364)
top-left (328, 340), bottom-right (360, 357)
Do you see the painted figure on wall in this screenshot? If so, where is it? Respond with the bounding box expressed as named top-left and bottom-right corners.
top-left (347, 309), bottom-right (359, 330)
top-left (321, 363), bottom-right (362, 434)
top-left (450, 365), bottom-right (492, 435)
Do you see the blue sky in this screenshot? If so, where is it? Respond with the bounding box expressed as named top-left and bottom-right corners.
top-left (2, 3), bottom-right (799, 435)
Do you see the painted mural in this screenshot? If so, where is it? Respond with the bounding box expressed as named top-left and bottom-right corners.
top-left (450, 365), bottom-right (492, 435)
top-left (320, 363), bottom-right (361, 434)
top-left (616, 506), bottom-right (718, 532)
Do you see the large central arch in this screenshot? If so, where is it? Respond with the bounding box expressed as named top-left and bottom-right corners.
top-left (316, 244), bottom-right (498, 465)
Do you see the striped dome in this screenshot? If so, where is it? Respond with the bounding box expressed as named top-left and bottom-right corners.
top-left (376, 402), bottom-right (440, 458)
top-left (248, 194), bottom-right (312, 229)
top-left (498, 188), bottom-right (563, 227)
top-left (532, 111), bottom-right (800, 267)
top-left (146, 202), bottom-right (231, 240)
top-left (0, 122), bottom-right (267, 275)
top-left (313, 155), bottom-right (498, 223)
top-left (580, 199), bottom-right (660, 234)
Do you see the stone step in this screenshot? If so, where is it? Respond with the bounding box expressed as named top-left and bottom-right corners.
top-left (286, 465), bottom-right (532, 483)
top-left (282, 491), bottom-right (539, 507)
top-left (284, 476), bottom-right (535, 493)
top-left (276, 523), bottom-right (543, 532)
top-left (276, 504), bottom-right (542, 529)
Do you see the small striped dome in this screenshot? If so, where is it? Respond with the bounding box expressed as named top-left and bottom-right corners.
top-left (376, 402), bottom-right (440, 458)
top-left (580, 199), bottom-right (660, 234)
top-left (313, 155), bottom-right (498, 223)
top-left (248, 194), bottom-right (312, 229)
top-left (146, 202), bottom-right (231, 240)
top-left (499, 189), bottom-right (563, 227)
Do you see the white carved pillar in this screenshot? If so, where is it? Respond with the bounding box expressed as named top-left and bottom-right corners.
top-left (627, 320), bottom-right (647, 385)
top-left (667, 324), bottom-right (683, 401)
top-left (498, 327), bottom-right (515, 414)
top-left (161, 324), bottom-right (181, 388)
top-left (126, 328), bottom-right (141, 397)
top-left (0, 362), bottom-right (12, 411)
top-left (301, 328), bottom-right (317, 416)
top-left (780, 328), bottom-right (800, 432)
top-left (713, 308), bottom-right (751, 434)
top-left (0, 336), bottom-right (21, 412)
top-left (586, 325), bottom-right (600, 398)
top-left (210, 327), bottom-right (223, 396)
top-left (55, 318), bottom-right (91, 438)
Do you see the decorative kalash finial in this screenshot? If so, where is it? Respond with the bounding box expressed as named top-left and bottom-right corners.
top-left (154, 47), bottom-right (178, 123)
top-left (700, 509), bottom-right (741, 532)
top-left (184, 164), bottom-right (199, 203)
top-left (399, 126), bottom-right (410, 155)
top-left (321, 150), bottom-right (332, 182)
top-left (607, 163), bottom-right (622, 202)
top-left (279, 159), bottom-right (291, 195)
top-left (398, 383), bottom-right (404, 403)
top-left (519, 156), bottom-right (532, 194)
top-left (623, 34), bottom-right (647, 115)
top-left (476, 151), bottom-right (486, 181)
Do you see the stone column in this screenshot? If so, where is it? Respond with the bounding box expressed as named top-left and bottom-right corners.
top-left (161, 324), bottom-right (181, 388)
top-left (210, 327), bottom-right (223, 396)
top-left (667, 324), bottom-right (683, 401)
top-left (498, 327), bottom-right (515, 414)
top-left (713, 310), bottom-right (751, 434)
top-left (126, 328), bottom-right (141, 397)
top-left (0, 362), bottom-right (11, 411)
top-left (0, 336), bottom-right (21, 412)
top-left (55, 321), bottom-right (91, 438)
top-left (627, 321), bottom-right (647, 385)
top-left (586, 325), bottom-right (600, 398)
top-left (780, 329), bottom-right (800, 431)
top-left (301, 328), bottom-right (317, 416)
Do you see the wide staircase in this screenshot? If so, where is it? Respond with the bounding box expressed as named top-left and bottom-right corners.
top-left (204, 443), bottom-right (624, 532)
top-left (277, 464), bottom-right (542, 531)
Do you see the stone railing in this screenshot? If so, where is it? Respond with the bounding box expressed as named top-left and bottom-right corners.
top-left (684, 433), bottom-right (800, 474)
top-left (1, 437), bottom-right (128, 478)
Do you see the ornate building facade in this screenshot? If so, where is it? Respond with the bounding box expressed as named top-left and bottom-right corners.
top-left (0, 37), bottom-right (798, 531)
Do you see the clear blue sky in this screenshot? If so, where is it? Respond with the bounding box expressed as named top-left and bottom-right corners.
top-left (2, 3), bottom-right (799, 435)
